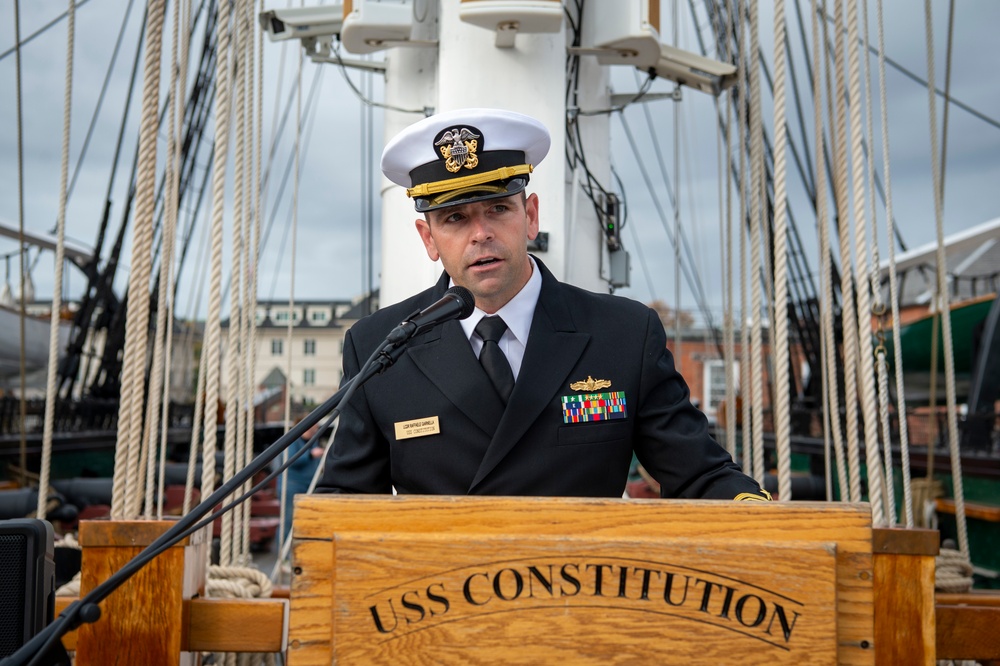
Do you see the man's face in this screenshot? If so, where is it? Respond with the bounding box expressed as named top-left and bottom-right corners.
top-left (415, 193), bottom-right (539, 314)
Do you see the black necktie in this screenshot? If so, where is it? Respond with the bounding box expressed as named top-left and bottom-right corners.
top-left (475, 316), bottom-right (515, 404)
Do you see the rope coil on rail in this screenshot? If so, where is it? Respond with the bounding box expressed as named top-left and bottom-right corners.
top-left (207, 565), bottom-right (274, 600)
top-left (935, 546), bottom-right (974, 593)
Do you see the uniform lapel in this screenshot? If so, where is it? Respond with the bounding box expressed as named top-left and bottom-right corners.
top-left (407, 319), bottom-right (505, 437)
top-left (405, 270), bottom-right (505, 438)
top-left (470, 263), bottom-right (590, 491)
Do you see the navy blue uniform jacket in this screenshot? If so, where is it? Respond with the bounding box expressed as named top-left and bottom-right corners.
top-left (316, 259), bottom-right (764, 499)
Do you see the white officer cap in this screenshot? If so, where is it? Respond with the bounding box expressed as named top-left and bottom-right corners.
top-left (381, 108), bottom-right (551, 212)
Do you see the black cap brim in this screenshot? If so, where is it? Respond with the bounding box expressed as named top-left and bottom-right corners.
top-left (414, 176), bottom-right (530, 213)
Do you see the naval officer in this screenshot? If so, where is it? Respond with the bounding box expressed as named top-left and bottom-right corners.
top-left (316, 107), bottom-right (769, 501)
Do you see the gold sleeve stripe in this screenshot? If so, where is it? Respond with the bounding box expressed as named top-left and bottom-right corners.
top-left (734, 489), bottom-right (772, 502)
top-left (406, 164), bottom-right (533, 197)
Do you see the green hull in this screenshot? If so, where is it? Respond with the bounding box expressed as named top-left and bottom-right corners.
top-left (883, 296), bottom-right (996, 404)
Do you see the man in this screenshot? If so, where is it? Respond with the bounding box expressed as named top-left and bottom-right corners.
top-left (316, 108), bottom-right (768, 501)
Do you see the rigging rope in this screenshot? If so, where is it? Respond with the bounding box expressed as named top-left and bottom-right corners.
top-left (184, 337), bottom-right (208, 517)
top-left (771, 0), bottom-right (792, 501)
top-left (874, 0), bottom-right (913, 528)
top-left (37, 0), bottom-right (74, 519)
top-left (200, 0), bottom-right (235, 521)
top-left (143, 0), bottom-right (185, 520)
top-left (923, 0), bottom-right (968, 558)
top-left (846, 0), bottom-right (886, 526)
top-left (222, 0), bottom-right (250, 568)
top-left (737, 0), bottom-right (753, 479)
top-left (830, 0), bottom-right (863, 504)
top-left (722, 0), bottom-right (737, 463)
top-left (278, 36), bottom-right (304, 554)
top-left (242, 0), bottom-right (265, 565)
top-left (813, 0), bottom-right (849, 503)
top-left (112, 0), bottom-right (165, 519)
top-left (158, 0), bottom-right (193, 521)
top-left (861, 0), bottom-right (896, 526)
top-left (748, 0), bottom-right (766, 485)
top-left (235, 0), bottom-right (257, 568)
top-left (14, 0), bottom-right (29, 491)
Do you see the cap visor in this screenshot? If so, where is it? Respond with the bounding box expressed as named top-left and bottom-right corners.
top-left (415, 177), bottom-right (529, 213)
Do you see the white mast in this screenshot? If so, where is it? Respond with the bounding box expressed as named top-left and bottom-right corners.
top-left (378, 3), bottom-right (440, 304)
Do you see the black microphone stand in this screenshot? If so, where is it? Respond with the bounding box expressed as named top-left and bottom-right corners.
top-left (3, 333), bottom-right (415, 666)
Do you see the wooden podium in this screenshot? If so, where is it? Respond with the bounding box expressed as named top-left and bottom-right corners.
top-left (288, 496), bottom-right (915, 665)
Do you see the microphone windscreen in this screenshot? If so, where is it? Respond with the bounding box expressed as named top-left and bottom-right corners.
top-left (447, 286), bottom-right (476, 320)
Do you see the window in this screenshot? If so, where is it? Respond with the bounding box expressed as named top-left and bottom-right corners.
top-left (274, 311), bottom-right (290, 323)
top-left (303, 369), bottom-right (316, 386)
top-left (271, 339), bottom-right (283, 355)
top-left (703, 360), bottom-right (739, 414)
top-left (310, 310), bottom-right (328, 323)
top-left (304, 339), bottom-right (316, 355)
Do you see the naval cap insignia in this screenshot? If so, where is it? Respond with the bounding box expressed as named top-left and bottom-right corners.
top-left (435, 127), bottom-right (480, 173)
top-left (570, 376), bottom-right (612, 392)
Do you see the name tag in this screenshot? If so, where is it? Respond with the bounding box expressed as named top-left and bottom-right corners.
top-left (394, 416), bottom-right (441, 440)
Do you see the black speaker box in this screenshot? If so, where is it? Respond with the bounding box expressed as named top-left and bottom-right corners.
top-left (0, 519), bottom-right (55, 658)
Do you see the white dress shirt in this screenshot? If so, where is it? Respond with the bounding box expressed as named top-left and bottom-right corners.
top-left (456, 256), bottom-right (542, 381)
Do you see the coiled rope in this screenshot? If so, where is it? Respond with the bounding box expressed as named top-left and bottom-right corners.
top-left (207, 565), bottom-right (273, 600)
top-left (935, 547), bottom-right (973, 594)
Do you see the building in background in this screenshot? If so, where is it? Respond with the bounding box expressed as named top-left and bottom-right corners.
top-left (224, 292), bottom-right (377, 422)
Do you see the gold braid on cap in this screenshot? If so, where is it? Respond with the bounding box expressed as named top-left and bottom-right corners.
top-left (406, 164), bottom-right (533, 198)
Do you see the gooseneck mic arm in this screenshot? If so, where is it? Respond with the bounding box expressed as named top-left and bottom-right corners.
top-left (4, 285), bottom-right (477, 666)
top-left (386, 286), bottom-right (475, 345)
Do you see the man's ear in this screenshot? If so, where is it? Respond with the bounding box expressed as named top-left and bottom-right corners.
top-left (415, 217), bottom-right (440, 261)
top-left (525, 192), bottom-right (540, 241)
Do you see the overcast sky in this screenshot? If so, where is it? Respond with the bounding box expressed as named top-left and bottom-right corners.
top-left (1, 0), bottom-right (998, 324)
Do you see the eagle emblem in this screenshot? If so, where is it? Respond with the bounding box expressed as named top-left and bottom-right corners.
top-left (435, 128), bottom-right (480, 173)
top-left (569, 376), bottom-right (612, 392)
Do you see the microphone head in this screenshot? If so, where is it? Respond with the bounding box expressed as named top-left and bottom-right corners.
top-left (447, 286), bottom-right (476, 320)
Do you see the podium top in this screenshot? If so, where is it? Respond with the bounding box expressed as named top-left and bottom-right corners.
top-left (295, 494), bottom-right (873, 544)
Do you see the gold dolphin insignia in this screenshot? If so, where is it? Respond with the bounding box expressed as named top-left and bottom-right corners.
top-left (570, 376), bottom-right (612, 392)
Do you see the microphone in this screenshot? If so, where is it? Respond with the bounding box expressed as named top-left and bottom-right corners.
top-left (386, 286), bottom-right (475, 344)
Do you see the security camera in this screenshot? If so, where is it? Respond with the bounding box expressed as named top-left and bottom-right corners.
top-left (259, 4), bottom-right (345, 42)
top-left (652, 43), bottom-right (737, 96)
